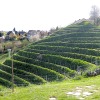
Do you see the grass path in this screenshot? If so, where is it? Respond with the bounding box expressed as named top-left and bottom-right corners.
top-left (0, 53), bottom-right (8, 64)
top-left (0, 75), bottom-right (100, 100)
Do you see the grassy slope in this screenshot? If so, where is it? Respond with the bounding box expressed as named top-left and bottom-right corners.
top-left (0, 75), bottom-right (100, 100)
top-left (0, 54), bottom-right (8, 63)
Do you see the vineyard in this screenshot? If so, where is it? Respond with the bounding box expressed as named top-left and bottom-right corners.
top-left (1, 21), bottom-right (100, 87)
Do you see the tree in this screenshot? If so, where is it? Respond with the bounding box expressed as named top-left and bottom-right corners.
top-left (56, 26), bottom-right (59, 30)
top-left (0, 33), bottom-right (3, 37)
top-left (90, 5), bottom-right (100, 25)
top-left (96, 17), bottom-right (100, 26)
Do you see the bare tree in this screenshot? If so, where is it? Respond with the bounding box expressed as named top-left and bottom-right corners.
top-left (90, 5), bottom-right (100, 25)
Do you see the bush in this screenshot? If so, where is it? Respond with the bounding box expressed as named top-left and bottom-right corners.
top-left (0, 64), bottom-right (46, 84)
top-left (24, 48), bottom-right (100, 65)
top-left (0, 77), bottom-right (12, 87)
top-left (41, 54), bottom-right (96, 70)
top-left (29, 45), bottom-right (100, 57)
top-left (74, 75), bottom-right (83, 80)
top-left (18, 50), bottom-right (40, 59)
top-left (4, 59), bottom-right (65, 81)
top-left (38, 42), bottom-right (100, 49)
top-left (16, 50), bottom-right (96, 70)
top-left (13, 54), bottom-right (76, 77)
top-left (0, 69), bottom-right (29, 86)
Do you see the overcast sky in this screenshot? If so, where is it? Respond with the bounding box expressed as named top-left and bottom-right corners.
top-left (0, 0), bottom-right (100, 31)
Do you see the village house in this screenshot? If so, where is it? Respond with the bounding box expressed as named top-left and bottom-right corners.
top-left (27, 30), bottom-right (37, 40)
top-left (0, 32), bottom-right (5, 43)
top-left (5, 31), bottom-right (16, 41)
top-left (16, 31), bottom-right (27, 40)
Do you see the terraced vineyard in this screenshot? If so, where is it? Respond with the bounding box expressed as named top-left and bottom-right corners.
top-left (1, 21), bottom-right (100, 87)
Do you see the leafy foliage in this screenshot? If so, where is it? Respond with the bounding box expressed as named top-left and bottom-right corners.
top-left (4, 59), bottom-right (65, 81)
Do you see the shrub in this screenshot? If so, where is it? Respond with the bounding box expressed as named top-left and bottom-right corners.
top-left (0, 77), bottom-right (12, 87)
top-left (13, 54), bottom-right (76, 77)
top-left (4, 59), bottom-right (65, 81)
top-left (0, 69), bottom-right (29, 86)
top-left (0, 64), bottom-right (46, 84)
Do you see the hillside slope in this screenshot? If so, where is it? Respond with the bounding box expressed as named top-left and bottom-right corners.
top-left (0, 21), bottom-right (100, 87)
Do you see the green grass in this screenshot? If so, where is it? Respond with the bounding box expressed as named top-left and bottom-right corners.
top-left (0, 54), bottom-right (8, 63)
top-left (0, 75), bottom-right (100, 100)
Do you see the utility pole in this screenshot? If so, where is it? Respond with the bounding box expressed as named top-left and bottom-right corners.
top-left (11, 41), bottom-right (14, 92)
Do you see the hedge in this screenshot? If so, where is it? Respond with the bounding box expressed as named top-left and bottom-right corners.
top-left (40, 54), bottom-right (96, 70)
top-left (61, 37), bottom-right (100, 43)
top-left (13, 54), bottom-right (76, 77)
top-left (0, 69), bottom-right (29, 86)
top-left (34, 32), bottom-right (100, 42)
top-left (0, 64), bottom-right (46, 84)
top-left (15, 50), bottom-right (96, 70)
top-left (38, 42), bottom-right (100, 49)
top-left (29, 45), bottom-right (100, 56)
top-left (4, 59), bottom-right (65, 81)
top-left (18, 50), bottom-right (40, 59)
top-left (0, 77), bottom-right (12, 87)
top-left (24, 48), bottom-right (100, 65)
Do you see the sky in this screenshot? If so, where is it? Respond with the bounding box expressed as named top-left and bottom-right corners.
top-left (0, 0), bottom-right (100, 31)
